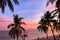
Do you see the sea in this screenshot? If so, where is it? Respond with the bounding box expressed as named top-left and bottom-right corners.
top-left (0, 29), bottom-right (51, 40)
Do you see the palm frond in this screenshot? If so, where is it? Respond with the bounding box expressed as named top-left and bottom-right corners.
top-left (19, 26), bottom-right (25, 32)
top-left (9, 28), bottom-right (15, 39)
top-left (8, 0), bottom-right (14, 12)
top-left (42, 25), bottom-right (48, 33)
top-left (56, 0), bottom-right (60, 8)
top-left (20, 22), bottom-right (26, 25)
top-left (46, 1), bottom-right (49, 6)
top-left (1, 5), bottom-right (5, 13)
top-left (46, 0), bottom-right (55, 6)
top-left (19, 29), bottom-right (22, 35)
top-left (0, 0), bottom-right (19, 13)
top-left (37, 25), bottom-right (42, 32)
top-left (53, 11), bottom-right (58, 16)
top-left (7, 23), bottom-right (15, 28)
top-left (50, 15), bottom-right (57, 19)
top-left (13, 0), bottom-right (19, 5)
top-left (19, 17), bottom-right (24, 21)
top-left (51, 9), bottom-right (58, 14)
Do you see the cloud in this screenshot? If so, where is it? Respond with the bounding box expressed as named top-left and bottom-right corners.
top-left (0, 16), bottom-right (13, 22)
top-left (0, 16), bottom-right (13, 30)
top-left (27, 9), bottom-right (46, 23)
top-left (46, 4), bottom-right (56, 12)
top-left (21, 20), bottom-right (39, 29)
top-left (14, 0), bottom-right (47, 19)
top-left (16, 0), bottom-right (56, 23)
top-left (0, 0), bottom-right (56, 30)
top-left (30, 4), bottom-right (56, 23)
top-left (0, 15), bottom-right (39, 30)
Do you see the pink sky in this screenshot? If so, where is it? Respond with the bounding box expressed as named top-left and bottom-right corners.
top-left (0, 15), bottom-right (39, 30)
top-left (0, 5), bottom-right (56, 30)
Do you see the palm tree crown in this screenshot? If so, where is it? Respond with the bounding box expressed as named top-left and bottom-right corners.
top-left (7, 15), bottom-right (25, 40)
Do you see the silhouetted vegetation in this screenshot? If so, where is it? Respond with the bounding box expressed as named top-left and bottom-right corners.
top-left (37, 11), bottom-right (56, 40)
top-left (0, 0), bottom-right (60, 40)
top-left (0, 0), bottom-right (19, 13)
top-left (47, 0), bottom-right (60, 38)
top-left (7, 15), bottom-right (25, 40)
top-left (37, 0), bottom-right (60, 40)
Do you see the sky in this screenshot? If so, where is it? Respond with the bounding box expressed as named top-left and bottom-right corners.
top-left (0, 0), bottom-right (56, 30)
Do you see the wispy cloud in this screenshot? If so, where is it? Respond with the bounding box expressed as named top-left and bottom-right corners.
top-left (0, 15), bottom-right (13, 30)
top-left (29, 4), bottom-right (56, 23)
top-left (0, 15), bottom-right (39, 30)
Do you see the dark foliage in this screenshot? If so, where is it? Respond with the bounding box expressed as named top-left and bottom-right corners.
top-left (0, 0), bottom-right (19, 13)
top-left (7, 15), bottom-right (25, 40)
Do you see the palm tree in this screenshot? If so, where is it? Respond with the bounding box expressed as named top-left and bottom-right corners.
top-left (46, 0), bottom-right (60, 37)
top-left (7, 15), bottom-right (25, 40)
top-left (37, 11), bottom-right (57, 40)
top-left (0, 0), bottom-right (19, 13)
top-left (44, 11), bottom-right (57, 40)
top-left (37, 17), bottom-right (49, 40)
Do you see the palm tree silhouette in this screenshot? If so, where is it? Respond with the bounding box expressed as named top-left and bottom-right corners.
top-left (46, 0), bottom-right (60, 38)
top-left (37, 15), bottom-right (49, 39)
top-left (7, 15), bottom-right (25, 40)
top-left (0, 0), bottom-right (19, 13)
top-left (37, 11), bottom-right (57, 40)
top-left (44, 11), bottom-right (57, 40)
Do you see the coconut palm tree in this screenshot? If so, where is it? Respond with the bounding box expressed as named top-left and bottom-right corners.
top-left (44, 11), bottom-right (57, 40)
top-left (0, 0), bottom-right (19, 13)
top-left (47, 0), bottom-right (60, 36)
top-left (46, 0), bottom-right (60, 37)
top-left (37, 11), bottom-right (57, 40)
top-left (7, 15), bottom-right (25, 40)
top-left (37, 16), bottom-right (49, 40)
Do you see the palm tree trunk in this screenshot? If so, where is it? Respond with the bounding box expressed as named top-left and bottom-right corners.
top-left (46, 32), bottom-right (49, 40)
top-left (23, 37), bottom-right (25, 40)
top-left (58, 31), bottom-right (60, 37)
top-left (51, 27), bottom-right (56, 40)
top-left (22, 36), bottom-right (25, 40)
top-left (23, 36), bottom-right (25, 40)
top-left (17, 36), bottom-right (19, 40)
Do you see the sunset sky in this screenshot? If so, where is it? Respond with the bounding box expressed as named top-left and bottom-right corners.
top-left (0, 0), bottom-right (56, 30)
